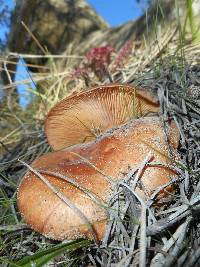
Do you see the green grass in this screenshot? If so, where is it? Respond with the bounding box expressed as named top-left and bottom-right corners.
top-left (186, 0), bottom-right (200, 41)
top-left (8, 239), bottom-right (91, 267)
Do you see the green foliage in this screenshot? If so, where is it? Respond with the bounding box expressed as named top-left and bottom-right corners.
top-left (175, 0), bottom-right (200, 42)
top-left (186, 0), bottom-right (200, 41)
top-left (8, 239), bottom-right (91, 267)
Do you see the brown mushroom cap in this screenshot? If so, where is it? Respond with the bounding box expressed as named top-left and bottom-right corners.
top-left (18, 117), bottom-right (179, 241)
top-left (45, 84), bottom-right (160, 150)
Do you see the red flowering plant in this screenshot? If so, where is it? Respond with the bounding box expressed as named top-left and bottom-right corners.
top-left (71, 66), bottom-right (90, 86)
top-left (71, 45), bottom-right (115, 83)
top-left (71, 42), bottom-right (133, 84)
top-left (85, 45), bottom-right (115, 80)
top-left (111, 41), bottom-right (133, 71)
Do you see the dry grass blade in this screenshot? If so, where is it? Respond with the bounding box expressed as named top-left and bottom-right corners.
top-left (1, 70), bottom-right (71, 90)
top-left (9, 53), bottom-right (84, 59)
top-left (150, 217), bottom-right (191, 267)
top-left (0, 58), bottom-right (50, 69)
top-left (21, 21), bottom-right (46, 54)
top-left (124, 26), bottom-right (178, 82)
top-left (38, 169), bottom-right (107, 207)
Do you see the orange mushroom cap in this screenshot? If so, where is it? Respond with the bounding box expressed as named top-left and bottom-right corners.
top-left (18, 117), bottom-right (179, 241)
top-left (45, 84), bottom-right (160, 150)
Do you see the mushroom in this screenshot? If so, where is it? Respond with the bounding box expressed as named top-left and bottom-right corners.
top-left (45, 84), bottom-right (160, 150)
top-left (18, 116), bottom-right (179, 241)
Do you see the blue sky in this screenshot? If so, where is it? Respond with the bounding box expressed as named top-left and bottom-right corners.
top-left (0, 0), bottom-right (148, 106)
top-left (87, 0), bottom-right (147, 26)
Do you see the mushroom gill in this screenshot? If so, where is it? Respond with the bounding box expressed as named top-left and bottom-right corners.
top-left (18, 117), bottom-right (179, 241)
top-left (45, 84), bottom-right (160, 150)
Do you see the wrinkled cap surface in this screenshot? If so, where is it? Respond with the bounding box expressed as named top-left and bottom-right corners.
top-left (18, 117), bottom-right (179, 241)
top-left (45, 84), bottom-right (160, 150)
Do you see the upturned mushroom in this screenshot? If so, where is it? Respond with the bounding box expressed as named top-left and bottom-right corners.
top-left (45, 84), bottom-right (160, 150)
top-left (18, 116), bottom-right (179, 241)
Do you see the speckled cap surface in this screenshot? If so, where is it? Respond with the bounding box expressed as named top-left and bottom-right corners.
top-left (18, 117), bottom-right (179, 241)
